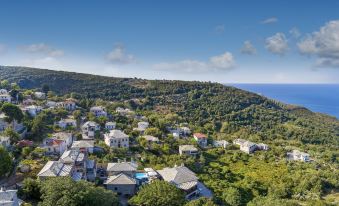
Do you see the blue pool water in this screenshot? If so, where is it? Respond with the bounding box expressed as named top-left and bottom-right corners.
top-left (135, 173), bottom-right (148, 180)
top-left (229, 84), bottom-right (339, 119)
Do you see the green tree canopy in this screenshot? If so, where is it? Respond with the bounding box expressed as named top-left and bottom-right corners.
top-left (0, 146), bottom-right (12, 177)
top-left (1, 103), bottom-right (24, 123)
top-left (129, 180), bottom-right (186, 206)
top-left (39, 177), bottom-right (118, 206)
top-left (185, 197), bottom-right (217, 206)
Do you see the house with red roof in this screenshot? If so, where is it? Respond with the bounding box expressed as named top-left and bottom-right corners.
top-left (193, 133), bottom-right (208, 148)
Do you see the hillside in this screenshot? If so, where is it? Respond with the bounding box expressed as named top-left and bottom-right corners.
top-left (0, 66), bottom-right (338, 146)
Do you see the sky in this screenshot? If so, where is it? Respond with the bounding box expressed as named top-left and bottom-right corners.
top-left (1, 0), bottom-right (339, 83)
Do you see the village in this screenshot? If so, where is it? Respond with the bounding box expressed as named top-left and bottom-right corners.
top-left (0, 85), bottom-right (312, 206)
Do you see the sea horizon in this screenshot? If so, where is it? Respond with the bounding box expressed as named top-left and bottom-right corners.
top-left (228, 83), bottom-right (339, 119)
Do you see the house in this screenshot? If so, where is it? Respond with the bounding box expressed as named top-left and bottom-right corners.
top-left (0, 187), bottom-right (22, 206)
top-left (0, 135), bottom-right (10, 148)
top-left (0, 94), bottom-right (11, 103)
top-left (23, 105), bottom-right (42, 117)
top-left (193, 133), bottom-right (208, 147)
top-left (34, 92), bottom-right (46, 99)
top-left (37, 161), bottom-right (74, 180)
top-left (142, 135), bottom-right (159, 144)
top-left (60, 150), bottom-right (86, 179)
top-left (43, 132), bottom-right (73, 154)
top-left (57, 99), bottom-right (77, 111)
top-left (0, 113), bottom-right (26, 137)
top-left (81, 121), bottom-right (100, 139)
top-left (86, 159), bottom-right (97, 181)
top-left (213, 140), bottom-right (229, 149)
top-left (180, 127), bottom-right (191, 136)
top-left (104, 173), bottom-right (137, 196)
top-left (90, 106), bottom-right (107, 117)
top-left (287, 150), bottom-right (310, 162)
top-left (133, 121), bottom-right (149, 134)
top-left (240, 141), bottom-right (257, 154)
top-left (105, 122), bottom-right (116, 131)
top-left (58, 118), bottom-right (77, 129)
top-left (157, 166), bottom-right (199, 199)
top-left (46, 101), bottom-right (57, 108)
top-left (23, 99), bottom-right (35, 106)
top-left (16, 140), bottom-right (33, 148)
top-left (257, 143), bottom-right (269, 151)
top-left (0, 89), bottom-right (8, 95)
top-left (106, 162), bottom-right (138, 176)
top-left (43, 138), bottom-right (67, 155)
top-left (233, 138), bottom-right (247, 146)
top-left (179, 145), bottom-right (199, 157)
top-left (115, 107), bottom-right (132, 116)
top-left (104, 130), bottom-right (129, 148)
top-left (71, 140), bottom-right (94, 154)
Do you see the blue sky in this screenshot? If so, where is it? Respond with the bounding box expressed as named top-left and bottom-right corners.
top-left (1, 0), bottom-right (339, 83)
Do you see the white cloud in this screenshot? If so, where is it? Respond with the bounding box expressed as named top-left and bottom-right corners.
top-left (261, 17), bottom-right (278, 24)
top-left (289, 27), bottom-right (301, 38)
top-left (265, 33), bottom-right (289, 55)
top-left (153, 52), bottom-right (235, 73)
top-left (22, 43), bottom-right (64, 57)
top-left (241, 41), bottom-right (257, 55)
top-left (215, 24), bottom-right (225, 34)
top-left (297, 20), bottom-right (339, 68)
top-left (106, 44), bottom-right (135, 64)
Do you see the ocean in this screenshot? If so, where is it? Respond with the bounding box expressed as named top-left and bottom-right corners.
top-left (229, 84), bottom-right (339, 119)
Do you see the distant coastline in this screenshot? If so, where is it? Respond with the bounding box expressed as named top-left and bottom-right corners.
top-left (229, 84), bottom-right (339, 119)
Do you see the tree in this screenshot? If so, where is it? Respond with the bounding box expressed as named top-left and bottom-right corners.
top-left (0, 146), bottom-right (12, 177)
top-left (39, 177), bottom-right (118, 206)
top-left (31, 113), bottom-right (49, 141)
top-left (129, 180), bottom-right (186, 206)
top-left (4, 127), bottom-right (20, 143)
top-left (185, 197), bottom-right (217, 206)
top-left (1, 103), bottom-right (24, 124)
top-left (144, 127), bottom-right (162, 137)
top-left (42, 84), bottom-right (50, 94)
top-left (221, 187), bottom-right (242, 206)
top-left (20, 178), bottom-right (41, 200)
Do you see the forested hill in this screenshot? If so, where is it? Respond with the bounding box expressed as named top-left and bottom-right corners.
top-left (1, 65), bottom-right (338, 146)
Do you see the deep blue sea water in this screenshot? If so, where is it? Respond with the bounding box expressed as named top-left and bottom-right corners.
top-left (229, 84), bottom-right (339, 119)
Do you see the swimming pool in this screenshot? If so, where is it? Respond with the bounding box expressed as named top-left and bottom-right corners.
top-left (135, 173), bottom-right (148, 180)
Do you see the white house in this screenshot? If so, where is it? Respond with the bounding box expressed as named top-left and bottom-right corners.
top-left (193, 133), bottom-right (208, 148)
top-left (257, 143), bottom-right (269, 151)
top-left (0, 113), bottom-right (26, 137)
top-left (0, 89), bottom-right (8, 95)
top-left (105, 122), bottom-right (116, 131)
top-left (37, 161), bottom-right (74, 180)
top-left (104, 130), bottom-right (129, 148)
top-left (240, 141), bottom-right (257, 154)
top-left (23, 105), bottom-right (43, 117)
top-left (71, 140), bottom-right (94, 154)
top-left (46, 101), bottom-right (57, 108)
top-left (0, 135), bottom-right (10, 148)
top-left (81, 121), bottom-right (100, 139)
top-left (58, 118), bottom-right (77, 129)
top-left (34, 92), bottom-right (46, 99)
top-left (287, 150), bottom-right (310, 162)
top-left (0, 187), bottom-right (22, 206)
top-left (213, 140), bottom-right (229, 149)
top-left (43, 138), bottom-right (67, 155)
top-left (57, 99), bottom-right (77, 111)
top-left (52, 132), bottom-right (73, 147)
top-left (157, 166), bottom-right (200, 199)
top-left (116, 107), bottom-right (133, 116)
top-left (0, 94), bottom-right (11, 103)
top-left (179, 145), bottom-right (199, 157)
top-left (90, 106), bottom-right (107, 117)
top-left (133, 121), bottom-right (149, 133)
